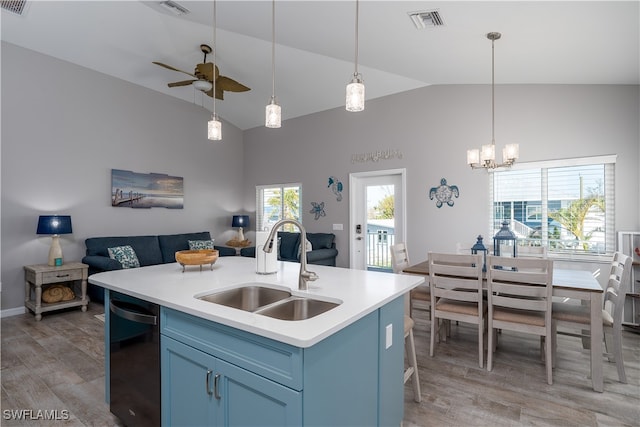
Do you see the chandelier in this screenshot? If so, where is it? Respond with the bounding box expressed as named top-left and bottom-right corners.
top-left (467, 32), bottom-right (518, 169)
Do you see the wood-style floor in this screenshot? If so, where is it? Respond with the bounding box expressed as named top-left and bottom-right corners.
top-left (1, 303), bottom-right (639, 426)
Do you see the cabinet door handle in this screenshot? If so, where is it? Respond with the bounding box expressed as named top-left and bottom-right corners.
top-left (213, 373), bottom-right (221, 400)
top-left (56, 274), bottom-right (70, 278)
top-left (206, 369), bottom-right (213, 395)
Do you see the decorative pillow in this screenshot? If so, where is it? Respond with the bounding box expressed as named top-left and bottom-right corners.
top-left (107, 245), bottom-right (141, 269)
top-left (188, 239), bottom-right (215, 250)
top-left (297, 239), bottom-right (313, 258)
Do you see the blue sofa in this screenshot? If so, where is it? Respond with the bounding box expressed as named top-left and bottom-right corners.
top-left (82, 231), bottom-right (235, 302)
top-left (240, 231), bottom-right (338, 267)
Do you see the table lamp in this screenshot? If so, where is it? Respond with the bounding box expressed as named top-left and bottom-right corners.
top-left (232, 215), bottom-right (249, 242)
top-left (37, 215), bottom-right (72, 266)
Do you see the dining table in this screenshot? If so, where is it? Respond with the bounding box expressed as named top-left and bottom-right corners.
top-left (403, 261), bottom-right (604, 392)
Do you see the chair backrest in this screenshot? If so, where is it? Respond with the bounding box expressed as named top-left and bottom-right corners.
top-left (603, 251), bottom-right (633, 326)
top-left (428, 252), bottom-right (484, 303)
top-left (486, 256), bottom-right (554, 314)
top-left (390, 242), bottom-right (410, 274)
top-left (517, 245), bottom-right (548, 258)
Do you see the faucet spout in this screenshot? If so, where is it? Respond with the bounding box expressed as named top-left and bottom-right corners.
top-left (263, 219), bottom-right (318, 290)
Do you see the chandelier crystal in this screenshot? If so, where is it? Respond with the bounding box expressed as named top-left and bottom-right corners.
top-left (467, 32), bottom-right (518, 169)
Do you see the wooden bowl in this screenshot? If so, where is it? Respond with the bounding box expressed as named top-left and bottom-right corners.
top-left (175, 249), bottom-right (219, 272)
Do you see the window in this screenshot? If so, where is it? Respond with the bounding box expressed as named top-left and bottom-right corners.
top-left (490, 155), bottom-right (615, 256)
top-left (256, 183), bottom-right (302, 232)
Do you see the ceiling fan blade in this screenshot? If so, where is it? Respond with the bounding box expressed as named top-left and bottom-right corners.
top-left (153, 61), bottom-right (197, 78)
top-left (168, 80), bottom-right (197, 88)
top-left (196, 63), bottom-right (218, 82)
top-left (217, 76), bottom-right (250, 93)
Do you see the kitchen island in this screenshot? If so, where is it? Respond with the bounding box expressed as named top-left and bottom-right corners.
top-left (90, 256), bottom-right (424, 426)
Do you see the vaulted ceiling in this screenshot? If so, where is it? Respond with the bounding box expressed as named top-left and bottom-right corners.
top-left (2, 1), bottom-right (638, 130)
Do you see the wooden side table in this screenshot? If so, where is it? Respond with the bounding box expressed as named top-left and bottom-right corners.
top-left (24, 262), bottom-right (89, 321)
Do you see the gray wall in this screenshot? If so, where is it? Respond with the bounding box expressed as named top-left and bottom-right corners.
top-left (1, 42), bottom-right (245, 311)
top-left (2, 41), bottom-right (639, 313)
top-left (243, 84), bottom-right (639, 269)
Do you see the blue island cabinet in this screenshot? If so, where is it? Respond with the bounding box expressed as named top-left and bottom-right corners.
top-left (160, 295), bottom-right (405, 427)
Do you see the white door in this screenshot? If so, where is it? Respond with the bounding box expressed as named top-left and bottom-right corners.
top-left (349, 169), bottom-right (406, 270)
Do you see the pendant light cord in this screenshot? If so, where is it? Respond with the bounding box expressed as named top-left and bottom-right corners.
top-left (491, 36), bottom-right (495, 146)
top-left (213, 0), bottom-right (217, 115)
top-left (354, 0), bottom-right (359, 76)
top-left (271, 0), bottom-right (276, 97)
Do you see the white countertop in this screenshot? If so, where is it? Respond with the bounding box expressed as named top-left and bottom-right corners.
top-left (89, 257), bottom-right (424, 347)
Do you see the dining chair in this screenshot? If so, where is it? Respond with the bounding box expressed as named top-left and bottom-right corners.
top-left (552, 251), bottom-right (632, 383)
top-left (428, 252), bottom-right (485, 368)
top-left (390, 243), bottom-right (430, 317)
top-left (486, 255), bottom-right (554, 384)
top-left (388, 242), bottom-right (422, 402)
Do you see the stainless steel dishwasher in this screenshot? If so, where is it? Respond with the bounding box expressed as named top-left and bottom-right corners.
top-left (109, 291), bottom-right (160, 427)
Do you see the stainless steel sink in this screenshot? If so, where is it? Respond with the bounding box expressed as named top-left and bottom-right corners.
top-left (197, 284), bottom-right (340, 320)
top-left (198, 285), bottom-right (291, 312)
top-left (255, 297), bottom-right (339, 321)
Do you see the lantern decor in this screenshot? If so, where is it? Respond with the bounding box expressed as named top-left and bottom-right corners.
top-left (471, 235), bottom-right (488, 272)
top-left (493, 220), bottom-right (518, 259)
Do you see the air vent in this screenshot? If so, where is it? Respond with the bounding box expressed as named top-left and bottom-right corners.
top-left (159, 0), bottom-right (190, 16)
top-left (408, 10), bottom-right (444, 29)
top-left (1, 0), bottom-right (29, 16)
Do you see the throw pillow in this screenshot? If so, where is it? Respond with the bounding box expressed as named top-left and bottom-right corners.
top-left (188, 239), bottom-right (215, 250)
top-left (297, 238), bottom-right (313, 258)
top-left (107, 245), bottom-right (141, 269)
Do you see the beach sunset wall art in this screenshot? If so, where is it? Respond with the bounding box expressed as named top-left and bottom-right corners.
top-left (111, 169), bottom-right (184, 209)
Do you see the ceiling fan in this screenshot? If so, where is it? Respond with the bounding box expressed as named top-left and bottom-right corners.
top-left (153, 44), bottom-right (250, 100)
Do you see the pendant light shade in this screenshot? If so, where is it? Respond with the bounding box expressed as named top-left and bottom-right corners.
top-left (266, 97), bottom-right (281, 128)
top-left (208, 113), bottom-right (222, 140)
top-left (346, 0), bottom-right (364, 112)
top-left (467, 32), bottom-right (519, 169)
top-left (208, 0), bottom-right (222, 141)
top-left (346, 74), bottom-right (364, 112)
top-left (265, 0), bottom-right (281, 128)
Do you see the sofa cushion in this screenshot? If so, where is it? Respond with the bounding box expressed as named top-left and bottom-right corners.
top-left (307, 233), bottom-right (335, 250)
top-left (107, 245), bottom-right (140, 269)
top-left (297, 238), bottom-right (312, 258)
top-left (277, 232), bottom-right (301, 261)
top-left (85, 235), bottom-right (162, 267)
top-left (188, 239), bottom-right (215, 250)
top-left (158, 232), bottom-right (211, 263)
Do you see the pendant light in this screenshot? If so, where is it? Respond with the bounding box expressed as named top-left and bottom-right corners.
top-left (467, 32), bottom-right (518, 169)
top-left (265, 0), bottom-right (281, 128)
top-left (208, 0), bottom-right (222, 141)
top-left (346, 0), bottom-right (364, 112)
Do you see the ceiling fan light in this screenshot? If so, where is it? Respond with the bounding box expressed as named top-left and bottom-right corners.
top-left (346, 74), bottom-right (365, 112)
top-left (208, 113), bottom-right (222, 141)
top-left (265, 98), bottom-right (281, 128)
top-left (193, 80), bottom-right (213, 92)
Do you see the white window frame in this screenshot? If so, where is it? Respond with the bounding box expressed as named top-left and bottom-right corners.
top-left (256, 183), bottom-right (302, 232)
top-left (489, 155), bottom-right (616, 258)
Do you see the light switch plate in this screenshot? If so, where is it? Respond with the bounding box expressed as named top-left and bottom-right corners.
top-left (385, 324), bottom-right (393, 349)
top-left (333, 224), bottom-right (343, 231)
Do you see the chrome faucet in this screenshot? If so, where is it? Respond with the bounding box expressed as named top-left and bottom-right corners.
top-left (263, 219), bottom-right (318, 290)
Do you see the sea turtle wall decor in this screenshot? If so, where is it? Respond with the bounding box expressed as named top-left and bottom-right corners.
top-left (429, 178), bottom-right (460, 208)
top-left (327, 176), bottom-right (343, 201)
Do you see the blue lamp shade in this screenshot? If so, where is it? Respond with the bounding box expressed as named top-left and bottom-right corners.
top-left (232, 215), bottom-right (249, 228)
top-left (37, 215), bottom-right (73, 235)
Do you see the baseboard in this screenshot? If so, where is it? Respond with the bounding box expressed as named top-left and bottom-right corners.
top-left (1, 306), bottom-right (26, 318)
